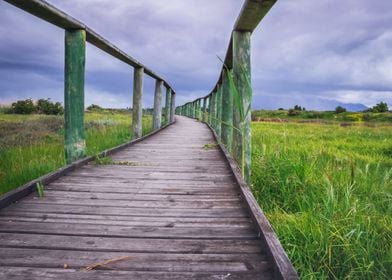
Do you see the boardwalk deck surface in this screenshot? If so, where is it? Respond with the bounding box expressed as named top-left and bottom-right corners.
top-left (0, 116), bottom-right (277, 279)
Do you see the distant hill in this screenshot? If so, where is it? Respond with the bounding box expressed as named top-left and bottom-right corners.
top-left (336, 103), bottom-right (368, 112)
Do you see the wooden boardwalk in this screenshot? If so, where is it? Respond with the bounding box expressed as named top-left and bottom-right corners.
top-left (0, 116), bottom-right (283, 279)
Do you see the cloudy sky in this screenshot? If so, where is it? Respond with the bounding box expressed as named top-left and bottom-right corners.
top-left (0, 0), bottom-right (391, 110)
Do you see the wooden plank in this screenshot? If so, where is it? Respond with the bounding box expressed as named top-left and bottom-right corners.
top-left (0, 233), bottom-right (265, 254)
top-left (0, 221), bottom-right (256, 239)
top-left (21, 197), bottom-right (244, 209)
top-left (33, 191), bottom-right (242, 202)
top-left (5, 204), bottom-right (250, 218)
top-left (0, 248), bottom-right (269, 272)
top-left (0, 267), bottom-right (273, 280)
top-left (0, 213), bottom-right (253, 228)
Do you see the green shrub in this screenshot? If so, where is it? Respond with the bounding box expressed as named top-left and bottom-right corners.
top-left (36, 98), bottom-right (64, 115)
top-left (11, 99), bottom-right (36, 114)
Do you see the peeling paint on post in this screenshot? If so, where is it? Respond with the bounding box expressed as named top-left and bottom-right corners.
top-left (153, 80), bottom-right (163, 130)
top-left (170, 92), bottom-right (176, 123)
top-left (221, 69), bottom-right (233, 151)
top-left (165, 87), bottom-right (171, 124)
top-left (132, 67), bottom-right (144, 139)
top-left (216, 84), bottom-right (222, 139)
top-left (233, 31), bottom-right (252, 183)
top-left (64, 29), bottom-right (86, 164)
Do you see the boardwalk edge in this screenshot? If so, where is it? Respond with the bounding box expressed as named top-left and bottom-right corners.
top-left (0, 121), bottom-right (175, 210)
top-left (204, 120), bottom-right (299, 280)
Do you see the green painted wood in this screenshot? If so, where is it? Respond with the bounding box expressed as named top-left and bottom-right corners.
top-left (64, 29), bottom-right (86, 164)
top-left (232, 31), bottom-right (251, 183)
top-left (165, 87), bottom-right (171, 124)
top-left (216, 84), bottom-right (222, 139)
top-left (153, 80), bottom-right (163, 130)
top-left (221, 69), bottom-right (233, 151)
top-left (170, 92), bottom-right (176, 123)
top-left (198, 99), bottom-right (203, 121)
top-left (210, 92), bottom-right (216, 128)
top-left (208, 95), bottom-right (212, 125)
top-left (132, 67), bottom-right (144, 139)
top-left (202, 98), bottom-right (207, 122)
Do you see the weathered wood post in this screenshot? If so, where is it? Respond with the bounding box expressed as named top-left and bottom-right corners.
top-left (64, 29), bottom-right (86, 164)
top-left (233, 31), bottom-right (252, 183)
top-left (165, 87), bottom-right (171, 124)
top-left (216, 84), bottom-right (222, 139)
top-left (211, 92), bottom-right (217, 132)
top-left (221, 69), bottom-right (233, 150)
top-left (170, 92), bottom-right (175, 123)
top-left (208, 95), bottom-right (212, 125)
top-left (132, 67), bottom-right (144, 139)
top-left (202, 97), bottom-right (207, 122)
top-left (153, 80), bottom-right (163, 130)
top-left (193, 101), bottom-right (196, 119)
top-left (198, 99), bottom-right (203, 121)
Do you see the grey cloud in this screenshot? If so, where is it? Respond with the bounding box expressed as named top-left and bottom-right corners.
top-left (0, 0), bottom-right (391, 109)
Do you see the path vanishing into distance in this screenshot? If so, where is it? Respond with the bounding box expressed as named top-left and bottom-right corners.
top-left (1, 116), bottom-right (287, 279)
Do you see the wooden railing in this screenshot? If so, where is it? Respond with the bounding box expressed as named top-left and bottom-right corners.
top-left (176, 0), bottom-right (277, 184)
top-left (4, 0), bottom-right (176, 164)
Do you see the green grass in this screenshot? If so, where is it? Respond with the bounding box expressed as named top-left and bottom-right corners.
top-left (251, 122), bottom-right (392, 279)
top-left (252, 110), bottom-right (392, 123)
top-left (0, 111), bottom-right (153, 194)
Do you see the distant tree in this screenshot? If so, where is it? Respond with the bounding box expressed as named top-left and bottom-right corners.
top-left (11, 98), bottom-right (36, 114)
top-left (335, 106), bottom-right (347, 114)
top-left (278, 108), bottom-right (285, 111)
top-left (87, 104), bottom-right (103, 111)
top-left (371, 102), bottom-right (389, 113)
top-left (293, 105), bottom-right (306, 111)
top-left (36, 98), bottom-right (64, 115)
top-left (287, 108), bottom-right (300, 116)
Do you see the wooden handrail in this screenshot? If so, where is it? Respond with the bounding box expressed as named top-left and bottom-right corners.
top-left (176, 1), bottom-right (299, 279)
top-left (4, 0), bottom-right (176, 163)
top-left (177, 0), bottom-right (277, 179)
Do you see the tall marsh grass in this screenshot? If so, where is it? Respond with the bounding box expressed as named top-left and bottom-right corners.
top-left (251, 122), bottom-right (392, 279)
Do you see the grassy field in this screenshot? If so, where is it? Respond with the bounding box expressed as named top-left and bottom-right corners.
top-left (251, 121), bottom-right (392, 279)
top-left (0, 111), bottom-right (154, 194)
top-left (252, 110), bottom-right (392, 123)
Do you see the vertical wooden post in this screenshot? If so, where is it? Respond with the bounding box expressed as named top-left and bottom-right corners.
top-left (211, 91), bottom-right (217, 130)
top-left (193, 102), bottom-right (196, 118)
top-left (221, 69), bottom-right (233, 150)
top-left (208, 95), bottom-right (212, 125)
top-left (216, 84), bottom-right (222, 139)
top-left (233, 31), bottom-right (252, 183)
top-left (202, 98), bottom-right (207, 122)
top-left (64, 29), bottom-right (86, 164)
top-left (132, 67), bottom-right (144, 139)
top-left (165, 87), bottom-right (171, 124)
top-left (198, 99), bottom-right (202, 121)
top-left (153, 80), bottom-right (163, 130)
top-left (170, 92), bottom-right (176, 123)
